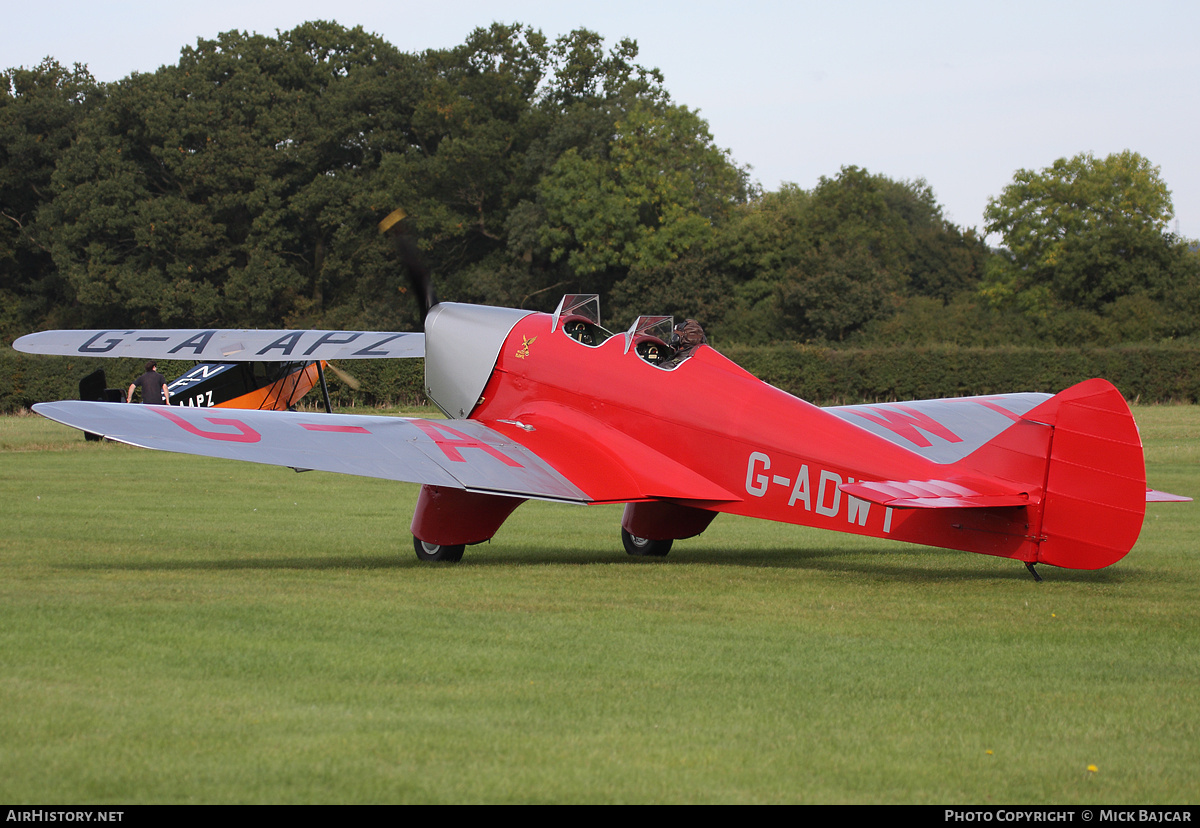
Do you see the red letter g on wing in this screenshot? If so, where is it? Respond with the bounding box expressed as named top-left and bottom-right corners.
top-left (154, 408), bottom-right (261, 443)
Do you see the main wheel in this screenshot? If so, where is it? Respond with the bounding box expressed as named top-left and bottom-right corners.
top-left (621, 527), bottom-right (672, 557)
top-left (413, 536), bottom-right (465, 562)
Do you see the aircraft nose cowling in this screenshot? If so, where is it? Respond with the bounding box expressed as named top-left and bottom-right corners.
top-left (424, 303), bottom-right (535, 419)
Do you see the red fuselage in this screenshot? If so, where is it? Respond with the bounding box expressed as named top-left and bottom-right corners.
top-left (467, 312), bottom-right (1054, 564)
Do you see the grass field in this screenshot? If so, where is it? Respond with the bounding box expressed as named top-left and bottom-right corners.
top-left (1, 406), bottom-right (1197, 804)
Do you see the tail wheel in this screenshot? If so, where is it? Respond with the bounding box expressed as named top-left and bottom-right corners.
top-left (622, 528), bottom-right (672, 557)
top-left (413, 536), bottom-right (465, 562)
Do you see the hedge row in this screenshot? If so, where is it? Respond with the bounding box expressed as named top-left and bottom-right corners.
top-left (5, 343), bottom-right (1200, 414)
top-left (719, 343), bottom-right (1200, 405)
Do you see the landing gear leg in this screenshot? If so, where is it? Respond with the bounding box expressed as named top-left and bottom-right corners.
top-left (1024, 562), bottom-right (1043, 582)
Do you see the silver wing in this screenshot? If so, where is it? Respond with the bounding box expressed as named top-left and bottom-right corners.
top-left (826, 392), bottom-right (1052, 464)
top-left (14, 328), bottom-right (424, 361)
top-left (34, 401), bottom-right (586, 503)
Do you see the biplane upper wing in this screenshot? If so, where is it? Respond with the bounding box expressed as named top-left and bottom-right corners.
top-left (33, 401), bottom-right (586, 502)
top-left (14, 328), bottom-right (424, 361)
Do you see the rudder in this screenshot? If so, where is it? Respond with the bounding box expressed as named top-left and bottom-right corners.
top-left (1032, 379), bottom-right (1146, 569)
top-left (960, 379), bottom-right (1146, 570)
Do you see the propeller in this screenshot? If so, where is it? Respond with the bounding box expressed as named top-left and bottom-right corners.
top-left (379, 208), bottom-right (438, 325)
top-left (323, 360), bottom-right (361, 391)
top-left (306, 209), bottom-right (428, 415)
top-left (312, 359), bottom-right (360, 414)
top-left (375, 206), bottom-right (531, 421)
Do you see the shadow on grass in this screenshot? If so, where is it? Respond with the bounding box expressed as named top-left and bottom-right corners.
top-left (63, 540), bottom-right (1130, 584)
top-left (477, 544), bottom-right (1129, 583)
top-left (673, 545), bottom-right (1132, 583)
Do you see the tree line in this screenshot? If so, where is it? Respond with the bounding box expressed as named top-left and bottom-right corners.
top-left (3, 20), bottom-right (1198, 347)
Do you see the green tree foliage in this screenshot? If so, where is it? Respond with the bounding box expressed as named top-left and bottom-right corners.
top-left (534, 102), bottom-right (749, 278)
top-left (368, 24), bottom-right (708, 315)
top-left (37, 22), bottom-right (422, 329)
top-left (984, 151), bottom-right (1181, 313)
top-left (0, 59), bottom-right (100, 337)
top-left (9, 23), bottom-right (1197, 352)
top-left (718, 168), bottom-right (988, 343)
top-left (10, 21), bottom-right (748, 332)
top-left (373, 23), bottom-right (555, 311)
top-left (979, 150), bottom-right (1200, 344)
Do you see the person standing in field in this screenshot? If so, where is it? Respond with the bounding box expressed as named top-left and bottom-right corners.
top-left (127, 361), bottom-right (170, 405)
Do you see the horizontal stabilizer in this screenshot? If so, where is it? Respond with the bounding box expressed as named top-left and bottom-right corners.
top-left (1147, 488), bottom-right (1192, 502)
top-left (14, 328), bottom-right (424, 361)
top-left (840, 478), bottom-right (1032, 509)
top-left (846, 379), bottom-right (1170, 570)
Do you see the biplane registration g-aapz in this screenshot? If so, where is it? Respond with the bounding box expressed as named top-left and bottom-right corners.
top-left (13, 220), bottom-right (1188, 578)
top-left (78, 341), bottom-right (361, 413)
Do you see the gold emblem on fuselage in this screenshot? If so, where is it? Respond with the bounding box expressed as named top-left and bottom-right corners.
top-left (515, 335), bottom-right (537, 359)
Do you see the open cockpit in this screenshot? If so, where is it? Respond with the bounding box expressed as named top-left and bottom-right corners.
top-left (551, 294), bottom-right (613, 348)
top-left (550, 295), bottom-right (688, 369)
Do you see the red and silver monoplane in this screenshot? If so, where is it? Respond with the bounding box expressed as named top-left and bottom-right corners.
top-left (15, 219), bottom-right (1188, 578)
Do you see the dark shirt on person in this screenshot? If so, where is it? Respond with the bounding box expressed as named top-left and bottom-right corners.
top-left (131, 371), bottom-right (168, 404)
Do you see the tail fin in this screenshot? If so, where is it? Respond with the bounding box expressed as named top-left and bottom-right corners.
top-left (960, 378), bottom-right (1146, 569)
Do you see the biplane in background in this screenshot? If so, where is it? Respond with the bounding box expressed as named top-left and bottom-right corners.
top-left (14, 215), bottom-right (1189, 579)
top-left (81, 359), bottom-right (331, 411)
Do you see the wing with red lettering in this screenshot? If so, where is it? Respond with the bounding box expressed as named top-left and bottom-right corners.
top-left (827, 393), bottom-right (1050, 510)
top-left (33, 401), bottom-right (587, 502)
top-left (14, 328), bottom-right (424, 360)
top-left (825, 393), bottom-right (1052, 464)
